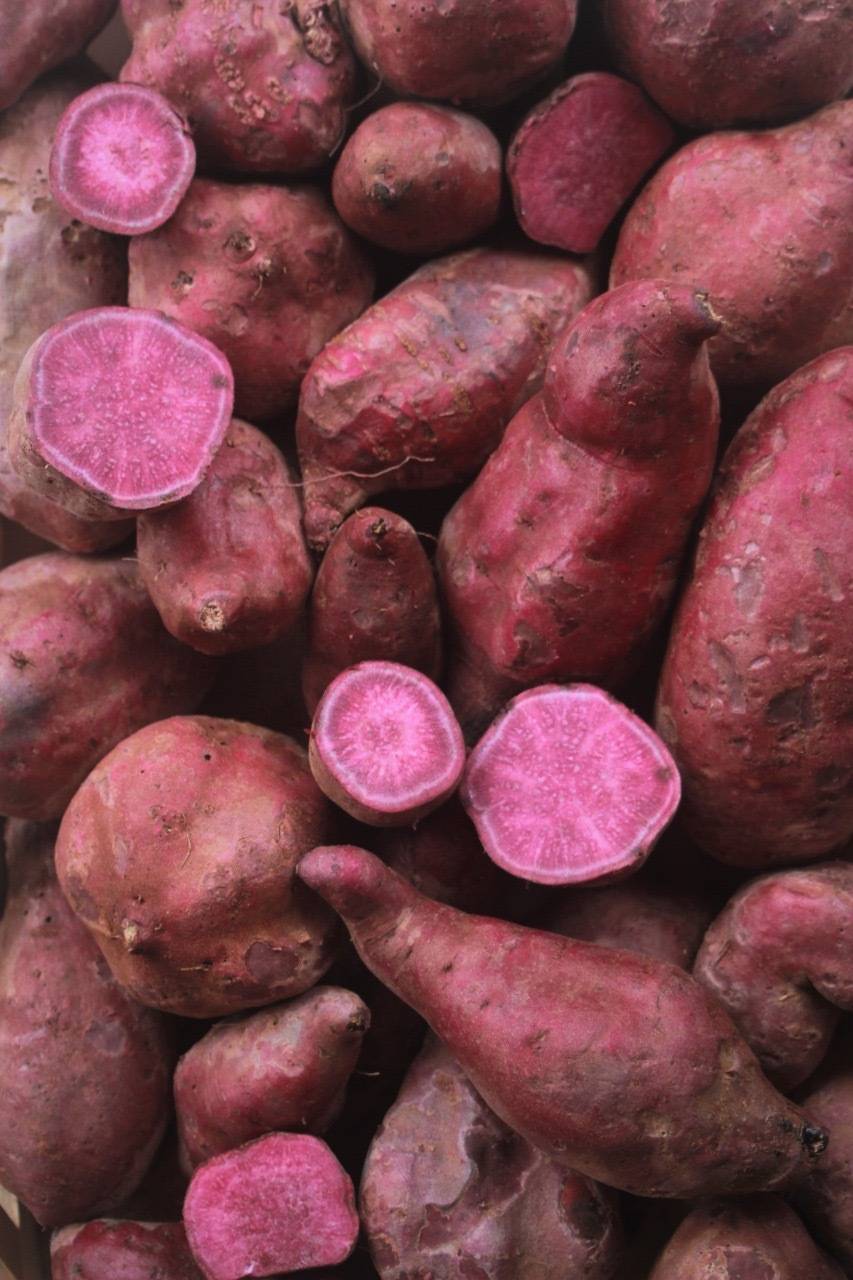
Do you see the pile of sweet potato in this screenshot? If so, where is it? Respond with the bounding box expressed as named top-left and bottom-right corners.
top-left (0, 3), bottom-right (851, 1279)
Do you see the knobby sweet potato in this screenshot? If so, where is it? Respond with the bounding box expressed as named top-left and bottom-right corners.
top-left (0, 1), bottom-right (115, 111)
top-left (51, 1220), bottom-right (203, 1280)
top-left (795, 1050), bottom-right (853, 1271)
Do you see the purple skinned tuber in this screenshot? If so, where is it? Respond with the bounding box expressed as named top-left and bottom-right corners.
top-left (51, 1220), bottom-right (203, 1279)
top-left (50, 82), bottom-right (196, 237)
top-left (0, 1), bottom-right (116, 112)
top-left (182, 1133), bottom-right (359, 1280)
top-left (309, 662), bottom-right (466, 826)
top-left (9, 307), bottom-right (234, 520)
top-left (461, 684), bottom-right (681, 886)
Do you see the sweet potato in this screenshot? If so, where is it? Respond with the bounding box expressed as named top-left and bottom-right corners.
top-left (438, 281), bottom-right (720, 737)
top-left (362, 1036), bottom-right (623, 1280)
top-left (174, 986), bottom-right (370, 1169)
top-left (302, 507), bottom-right (442, 715)
top-left (297, 845), bottom-right (824, 1199)
top-left (137, 420), bottom-right (313, 656)
top-left (121, 0), bottom-right (357, 174)
top-left (0, 1), bottom-right (115, 111)
top-left (51, 1221), bottom-right (203, 1280)
top-left (55, 716), bottom-right (339, 1018)
top-left (128, 179), bottom-right (374, 423)
top-left (795, 1051), bottom-right (853, 1271)
top-left (655, 349), bottom-right (853, 868)
top-left (0, 553), bottom-right (214, 821)
top-left (611, 103), bottom-right (853, 398)
top-left (0, 821), bottom-right (172, 1228)
top-left (339, 0), bottom-right (577, 106)
top-left (332, 103), bottom-right (502, 255)
top-left (603, 0), bottom-right (853, 130)
top-left (297, 247), bottom-right (596, 550)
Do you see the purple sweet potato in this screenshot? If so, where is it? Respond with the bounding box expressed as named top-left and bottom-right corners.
top-left (795, 1053), bottom-right (853, 1271)
top-left (438, 281), bottom-right (720, 737)
top-left (297, 247), bottom-right (596, 550)
top-left (339, 0), bottom-right (577, 107)
top-left (302, 507), bottom-right (442, 715)
top-left (298, 845), bottom-right (824, 1198)
top-left (128, 179), bottom-right (374, 424)
top-left (174, 986), bottom-right (370, 1169)
top-left (0, 552), bottom-right (214, 821)
top-left (55, 716), bottom-right (339, 1018)
top-left (603, 0), bottom-right (853, 130)
top-left (362, 1036), bottom-right (623, 1280)
top-left (0, 821), bottom-right (172, 1228)
top-left (0, 1), bottom-right (115, 112)
top-left (137, 420), bottom-right (313, 656)
top-left (507, 72), bottom-right (674, 255)
top-left (9, 307), bottom-right (234, 520)
top-left (51, 1220), bottom-right (203, 1280)
top-left (121, 0), bottom-right (357, 174)
top-left (611, 103), bottom-right (853, 398)
top-left (332, 103), bottom-right (502, 255)
top-left (655, 349), bottom-right (853, 868)
top-left (182, 1133), bottom-right (359, 1280)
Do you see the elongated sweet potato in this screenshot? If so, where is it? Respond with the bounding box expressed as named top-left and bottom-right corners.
top-left (0, 821), bottom-right (172, 1228)
top-left (362, 1036), bottom-right (623, 1280)
top-left (298, 845), bottom-right (824, 1199)
top-left (438, 281), bottom-right (720, 736)
top-left (128, 179), bottom-right (374, 423)
top-left (0, 1), bottom-right (115, 112)
top-left (795, 1051), bottom-right (853, 1271)
top-left (0, 553), bottom-right (214, 821)
top-left (655, 349), bottom-right (853, 867)
top-left (51, 1220), bottom-right (202, 1280)
top-left (56, 716), bottom-right (339, 1018)
top-left (297, 247), bottom-right (596, 550)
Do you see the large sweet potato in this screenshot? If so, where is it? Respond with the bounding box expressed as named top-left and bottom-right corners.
top-left (51, 1220), bottom-right (202, 1280)
top-left (0, 2), bottom-right (115, 112)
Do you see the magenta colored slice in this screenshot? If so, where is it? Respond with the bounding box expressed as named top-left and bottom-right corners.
top-left (461, 683), bottom-right (681, 885)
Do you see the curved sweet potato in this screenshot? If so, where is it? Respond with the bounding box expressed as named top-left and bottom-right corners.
top-left (0, 1), bottom-right (115, 112)
top-left (51, 1220), bottom-right (202, 1280)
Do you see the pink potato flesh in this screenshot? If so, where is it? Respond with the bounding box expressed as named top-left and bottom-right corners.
top-left (182, 1133), bottom-right (359, 1279)
top-left (461, 684), bottom-right (681, 885)
top-left (50, 83), bottom-right (195, 236)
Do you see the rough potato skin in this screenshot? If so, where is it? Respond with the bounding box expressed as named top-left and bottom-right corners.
top-left (298, 846), bottom-right (823, 1199)
top-left (0, 2), bottom-right (115, 111)
top-left (655, 349), bottom-right (853, 867)
top-left (297, 248), bottom-right (596, 550)
top-left (0, 65), bottom-right (131, 553)
top-left (137, 420), bottom-right (313, 656)
top-left (51, 1220), bottom-right (203, 1279)
top-left (438, 281), bottom-right (720, 737)
top-left (603, 0), bottom-right (853, 130)
top-left (795, 1056), bottom-right (853, 1271)
top-left (128, 180), bottom-right (374, 424)
top-left (648, 1197), bottom-right (846, 1279)
top-left (55, 716), bottom-right (339, 1018)
top-left (120, 0), bottom-right (357, 173)
top-left (0, 553), bottom-right (214, 821)
top-left (339, 0), bottom-right (577, 106)
top-left (174, 986), bottom-right (370, 1169)
top-left (611, 103), bottom-right (853, 398)
top-left (362, 1036), bottom-right (623, 1280)
top-left (302, 507), bottom-right (442, 714)
top-left (331, 103), bottom-right (502, 255)
top-left (0, 822), bottom-right (172, 1228)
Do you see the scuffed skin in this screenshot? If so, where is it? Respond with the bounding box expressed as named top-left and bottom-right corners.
top-left (0, 1), bottom-right (115, 111)
top-left (647, 1197), bottom-right (846, 1280)
top-left (655, 349), bottom-right (853, 867)
top-left (298, 846), bottom-right (824, 1199)
top-left (332, 103), bottom-right (502, 255)
top-left (0, 66), bottom-right (131, 552)
top-left (795, 1054), bottom-right (853, 1271)
top-left (694, 863), bottom-right (853, 1090)
top-left (137, 420), bottom-right (313, 656)
top-left (297, 248), bottom-right (596, 550)
top-left (302, 507), bottom-right (442, 715)
top-left (175, 986), bottom-right (370, 1169)
top-left (611, 103), bottom-right (853, 398)
top-left (603, 0), bottom-right (853, 130)
top-left (51, 1220), bottom-right (203, 1280)
top-left (0, 553), bottom-right (214, 820)
top-left (0, 822), bottom-right (172, 1228)
top-left (121, 0), bottom-right (357, 173)
top-left (55, 716), bottom-right (339, 1018)
top-left (129, 179), bottom-right (374, 423)
top-left (339, 0), bottom-right (577, 107)
top-left (362, 1037), bottom-right (623, 1280)
top-left (438, 281), bottom-right (720, 738)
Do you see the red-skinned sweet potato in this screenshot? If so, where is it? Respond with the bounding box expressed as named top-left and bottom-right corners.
top-left (0, 1), bottom-right (115, 112)
top-left (656, 348), bottom-right (853, 868)
top-left (795, 1050), bottom-right (853, 1271)
top-left (51, 1220), bottom-right (203, 1280)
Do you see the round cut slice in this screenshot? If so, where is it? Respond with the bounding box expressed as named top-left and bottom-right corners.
top-left (461, 683), bottom-right (681, 885)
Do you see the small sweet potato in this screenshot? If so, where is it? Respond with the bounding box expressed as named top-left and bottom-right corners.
top-left (51, 1220), bottom-right (203, 1280)
top-left (795, 1051), bottom-right (853, 1271)
top-left (0, 1), bottom-right (115, 112)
